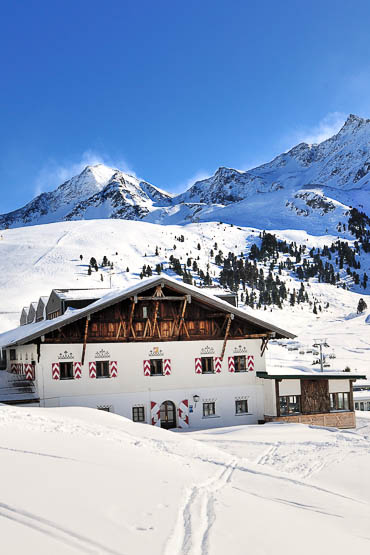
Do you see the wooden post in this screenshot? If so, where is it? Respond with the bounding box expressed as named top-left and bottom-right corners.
top-left (81, 316), bottom-right (89, 365)
top-left (275, 380), bottom-right (280, 417)
top-left (220, 314), bottom-right (233, 360)
top-left (261, 337), bottom-right (269, 357)
top-left (349, 380), bottom-right (354, 411)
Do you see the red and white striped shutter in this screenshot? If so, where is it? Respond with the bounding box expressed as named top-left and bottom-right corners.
top-left (151, 401), bottom-right (160, 426)
top-left (178, 399), bottom-right (189, 428)
top-left (110, 360), bottom-right (118, 378)
top-left (10, 363), bottom-right (16, 374)
top-left (143, 360), bottom-right (151, 376)
top-left (89, 361), bottom-right (97, 378)
top-left (195, 357), bottom-right (202, 374)
top-left (24, 363), bottom-right (33, 380)
top-left (228, 356), bottom-right (235, 372)
top-left (164, 359), bottom-right (171, 375)
top-left (248, 355), bottom-right (255, 372)
top-left (52, 362), bottom-right (60, 380)
top-left (214, 357), bottom-right (222, 373)
top-left (73, 361), bottom-right (82, 379)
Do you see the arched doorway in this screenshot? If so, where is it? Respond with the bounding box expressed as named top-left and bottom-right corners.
top-left (160, 400), bottom-right (177, 429)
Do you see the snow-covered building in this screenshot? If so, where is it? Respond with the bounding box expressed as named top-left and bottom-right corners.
top-left (20, 306), bottom-right (29, 326)
top-left (26, 301), bottom-right (37, 324)
top-left (45, 288), bottom-right (110, 320)
top-left (0, 277), bottom-right (365, 429)
top-left (35, 296), bottom-right (49, 322)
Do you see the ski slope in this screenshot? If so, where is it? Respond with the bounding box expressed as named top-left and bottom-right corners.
top-left (0, 219), bottom-right (369, 378)
top-left (0, 405), bottom-right (369, 554)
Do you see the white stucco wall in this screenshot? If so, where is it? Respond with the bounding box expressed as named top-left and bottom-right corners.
top-left (33, 338), bottom-right (266, 429)
top-left (263, 380), bottom-right (277, 417)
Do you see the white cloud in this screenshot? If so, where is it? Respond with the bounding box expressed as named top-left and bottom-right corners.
top-left (285, 112), bottom-right (347, 150)
top-left (34, 150), bottom-right (136, 196)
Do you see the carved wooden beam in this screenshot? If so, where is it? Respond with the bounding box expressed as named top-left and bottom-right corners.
top-left (260, 337), bottom-right (269, 356)
top-left (177, 297), bottom-right (188, 337)
top-left (220, 313), bottom-right (234, 360)
top-left (81, 316), bottom-right (90, 365)
top-left (128, 301), bottom-right (135, 338)
top-left (136, 295), bottom-right (187, 301)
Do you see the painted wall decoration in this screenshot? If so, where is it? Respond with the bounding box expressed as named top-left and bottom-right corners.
top-left (151, 401), bottom-right (160, 426)
top-left (52, 362), bottom-right (60, 380)
top-left (73, 361), bottom-right (82, 379)
top-left (58, 351), bottom-right (74, 360)
top-left (148, 347), bottom-right (164, 357)
top-left (200, 346), bottom-right (215, 355)
top-left (233, 345), bottom-right (248, 354)
top-left (95, 349), bottom-right (110, 359)
top-left (178, 399), bottom-right (189, 428)
top-left (89, 361), bottom-right (97, 378)
top-left (110, 360), bottom-right (118, 378)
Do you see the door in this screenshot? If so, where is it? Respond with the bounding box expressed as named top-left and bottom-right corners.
top-left (160, 400), bottom-right (176, 429)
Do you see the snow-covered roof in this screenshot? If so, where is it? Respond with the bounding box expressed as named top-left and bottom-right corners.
top-left (0, 275), bottom-right (295, 348)
top-left (53, 288), bottom-right (111, 301)
top-left (353, 390), bottom-right (370, 400)
top-left (257, 368), bottom-right (367, 380)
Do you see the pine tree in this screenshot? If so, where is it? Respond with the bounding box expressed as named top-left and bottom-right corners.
top-left (357, 298), bottom-right (368, 313)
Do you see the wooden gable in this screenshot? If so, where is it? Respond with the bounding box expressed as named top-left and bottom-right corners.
top-left (44, 283), bottom-right (270, 345)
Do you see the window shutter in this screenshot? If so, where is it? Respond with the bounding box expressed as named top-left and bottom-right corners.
top-left (10, 363), bottom-right (17, 374)
top-left (164, 359), bottom-right (171, 375)
top-left (178, 399), bottom-right (189, 428)
top-left (151, 401), bottom-right (160, 426)
top-left (248, 355), bottom-right (255, 372)
top-left (24, 363), bottom-right (34, 380)
top-left (52, 362), bottom-right (60, 380)
top-left (214, 357), bottom-right (222, 373)
top-left (228, 356), bottom-right (235, 372)
top-left (110, 361), bottom-right (118, 378)
top-left (195, 357), bottom-right (202, 374)
top-left (73, 361), bottom-right (82, 379)
top-left (89, 361), bottom-right (97, 378)
top-left (143, 360), bottom-right (151, 376)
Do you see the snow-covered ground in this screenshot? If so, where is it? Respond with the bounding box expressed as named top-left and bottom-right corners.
top-left (0, 405), bottom-right (369, 554)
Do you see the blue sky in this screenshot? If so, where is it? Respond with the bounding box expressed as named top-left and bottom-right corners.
top-left (1, 0), bottom-right (370, 212)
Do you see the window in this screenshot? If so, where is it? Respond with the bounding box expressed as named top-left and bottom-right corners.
top-left (60, 362), bottom-right (73, 380)
top-left (10, 349), bottom-right (16, 361)
top-left (234, 356), bottom-right (247, 372)
top-left (133, 406), bottom-right (145, 422)
top-left (279, 395), bottom-right (301, 415)
top-left (235, 399), bottom-right (248, 414)
top-left (97, 406), bottom-right (111, 412)
top-left (201, 357), bottom-right (214, 374)
top-left (203, 402), bottom-right (216, 417)
top-left (330, 392), bottom-right (349, 411)
top-left (150, 359), bottom-right (163, 376)
top-left (96, 360), bottom-right (110, 378)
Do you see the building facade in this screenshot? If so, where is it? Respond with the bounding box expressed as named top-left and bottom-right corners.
top-left (0, 277), bottom-right (364, 429)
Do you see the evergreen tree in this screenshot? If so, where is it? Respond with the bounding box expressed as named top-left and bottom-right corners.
top-left (357, 298), bottom-right (368, 313)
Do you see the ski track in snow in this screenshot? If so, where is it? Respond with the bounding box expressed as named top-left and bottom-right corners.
top-left (164, 459), bottom-right (237, 555)
top-left (0, 502), bottom-right (124, 555)
top-left (33, 230), bottom-right (70, 266)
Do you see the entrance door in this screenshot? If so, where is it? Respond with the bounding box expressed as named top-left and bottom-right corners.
top-left (160, 400), bottom-right (176, 429)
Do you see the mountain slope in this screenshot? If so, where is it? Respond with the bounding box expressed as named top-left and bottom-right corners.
top-left (1, 114), bottom-right (370, 235)
top-left (0, 165), bottom-right (172, 228)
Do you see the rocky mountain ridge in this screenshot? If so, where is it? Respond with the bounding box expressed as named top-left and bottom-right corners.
top-left (2, 114), bottom-right (370, 233)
